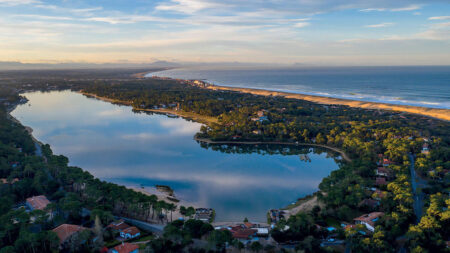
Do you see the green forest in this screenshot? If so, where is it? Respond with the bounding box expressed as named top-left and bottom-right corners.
top-left (0, 72), bottom-right (448, 252)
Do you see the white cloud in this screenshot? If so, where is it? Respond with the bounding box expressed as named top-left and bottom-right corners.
top-left (0, 0), bottom-right (39, 5)
top-left (429, 16), bottom-right (450, 21)
top-left (360, 4), bottom-right (422, 12)
top-left (390, 4), bottom-right (421, 12)
top-left (156, 0), bottom-right (226, 14)
top-left (294, 22), bottom-right (310, 28)
top-left (365, 22), bottom-right (394, 28)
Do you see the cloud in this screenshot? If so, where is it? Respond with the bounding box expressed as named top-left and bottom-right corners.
top-left (365, 22), bottom-right (394, 28)
top-left (156, 0), bottom-right (227, 14)
top-left (0, 0), bottom-right (38, 5)
top-left (429, 16), bottom-right (450, 20)
top-left (390, 4), bottom-right (422, 11)
top-left (294, 22), bottom-right (310, 28)
top-left (121, 133), bottom-right (158, 140)
top-left (360, 4), bottom-right (422, 12)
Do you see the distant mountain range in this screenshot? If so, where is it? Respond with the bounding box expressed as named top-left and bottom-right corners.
top-left (0, 61), bottom-right (182, 70)
top-left (0, 60), bottom-right (300, 71)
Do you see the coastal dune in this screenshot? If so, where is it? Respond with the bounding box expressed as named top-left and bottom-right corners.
top-left (207, 85), bottom-right (450, 121)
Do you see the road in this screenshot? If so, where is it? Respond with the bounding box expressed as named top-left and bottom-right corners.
top-left (409, 154), bottom-right (425, 223)
top-left (119, 217), bottom-right (165, 235)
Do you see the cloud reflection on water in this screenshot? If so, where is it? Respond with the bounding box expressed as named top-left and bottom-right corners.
top-left (12, 90), bottom-right (339, 221)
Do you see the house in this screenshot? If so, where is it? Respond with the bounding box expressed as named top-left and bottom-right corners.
top-left (376, 167), bottom-right (390, 177)
top-left (107, 219), bottom-right (130, 231)
top-left (382, 159), bottom-right (392, 167)
top-left (195, 208), bottom-right (214, 222)
top-left (26, 195), bottom-right (50, 211)
top-left (111, 242), bottom-right (139, 253)
top-left (256, 110), bottom-right (265, 117)
top-left (1, 178), bottom-right (19, 184)
top-left (375, 177), bottom-right (387, 186)
top-left (255, 228), bottom-right (269, 237)
top-left (353, 212), bottom-right (384, 232)
top-left (120, 226), bottom-right (141, 239)
top-left (343, 224), bottom-right (366, 235)
top-left (52, 224), bottom-right (87, 246)
top-left (230, 226), bottom-right (258, 242)
top-left (422, 143), bottom-right (430, 155)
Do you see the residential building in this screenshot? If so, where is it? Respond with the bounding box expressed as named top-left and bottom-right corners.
top-left (382, 159), bottom-right (392, 167)
top-left (195, 208), bottom-right (214, 222)
top-left (26, 195), bottom-right (50, 211)
top-left (52, 224), bottom-right (87, 246)
top-left (120, 226), bottom-right (141, 239)
top-left (376, 167), bottom-right (390, 177)
top-left (353, 212), bottom-right (384, 232)
top-left (111, 242), bottom-right (139, 253)
top-left (107, 219), bottom-right (130, 231)
top-left (229, 226), bottom-right (258, 243)
top-left (1, 178), bottom-right (19, 184)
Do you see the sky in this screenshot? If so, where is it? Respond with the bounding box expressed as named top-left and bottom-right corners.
top-left (0, 0), bottom-right (449, 66)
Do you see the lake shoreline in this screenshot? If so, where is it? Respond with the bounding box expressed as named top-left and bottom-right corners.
top-left (195, 136), bottom-right (351, 162)
top-left (80, 91), bottom-right (218, 125)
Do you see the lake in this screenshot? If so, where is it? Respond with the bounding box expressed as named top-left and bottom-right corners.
top-left (12, 90), bottom-right (340, 222)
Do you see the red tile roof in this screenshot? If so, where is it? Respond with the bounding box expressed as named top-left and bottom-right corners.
top-left (107, 220), bottom-right (130, 230)
top-left (26, 195), bottom-right (50, 210)
top-left (121, 226), bottom-right (140, 236)
top-left (354, 212), bottom-right (384, 227)
top-left (230, 227), bottom-right (257, 239)
top-left (113, 243), bottom-right (139, 253)
top-left (244, 222), bottom-right (254, 228)
top-left (52, 224), bottom-right (87, 244)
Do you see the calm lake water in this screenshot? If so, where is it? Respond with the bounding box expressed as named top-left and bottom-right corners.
top-left (12, 90), bottom-right (340, 222)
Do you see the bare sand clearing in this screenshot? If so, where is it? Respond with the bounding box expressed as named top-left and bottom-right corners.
top-left (207, 85), bottom-right (450, 121)
top-left (130, 186), bottom-right (200, 221)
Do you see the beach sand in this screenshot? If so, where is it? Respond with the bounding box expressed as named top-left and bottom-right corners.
top-left (207, 85), bottom-right (450, 121)
top-left (129, 186), bottom-right (200, 221)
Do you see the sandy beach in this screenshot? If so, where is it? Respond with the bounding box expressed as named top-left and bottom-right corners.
top-left (207, 85), bottom-right (450, 121)
top-left (129, 186), bottom-right (200, 222)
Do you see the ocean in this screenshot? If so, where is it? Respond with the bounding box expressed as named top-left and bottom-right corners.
top-left (148, 66), bottom-right (450, 109)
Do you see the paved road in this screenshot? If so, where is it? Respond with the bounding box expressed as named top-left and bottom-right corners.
top-left (119, 217), bottom-right (165, 235)
top-left (409, 154), bottom-right (424, 223)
